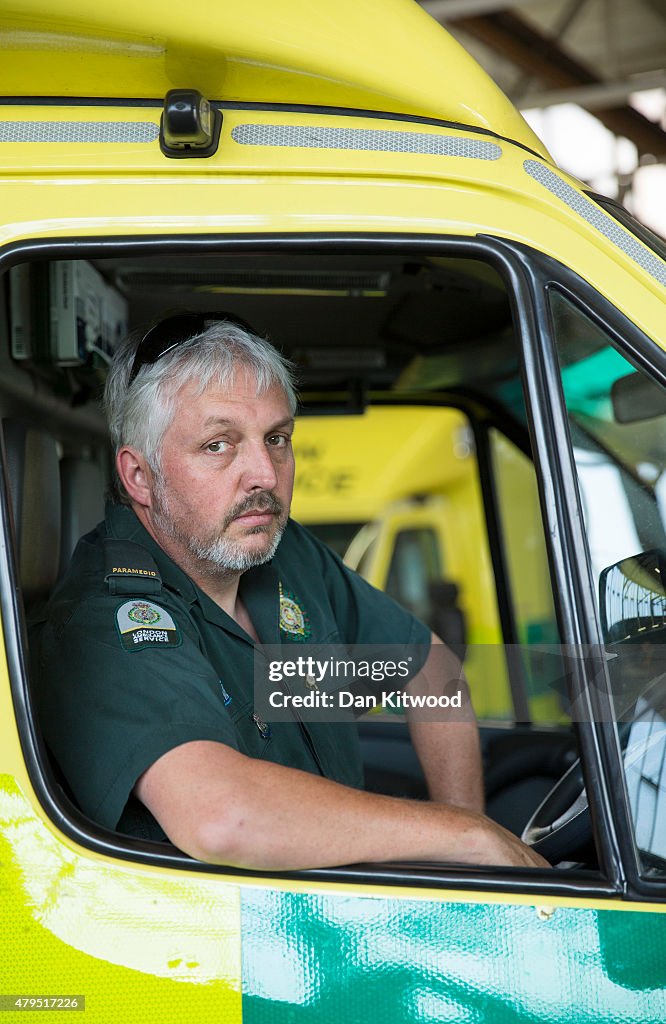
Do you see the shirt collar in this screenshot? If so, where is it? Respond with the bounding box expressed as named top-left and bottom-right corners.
top-left (105, 501), bottom-right (198, 604)
top-left (104, 501), bottom-right (281, 643)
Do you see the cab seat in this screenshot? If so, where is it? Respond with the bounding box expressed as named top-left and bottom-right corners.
top-left (2, 419), bottom-right (61, 608)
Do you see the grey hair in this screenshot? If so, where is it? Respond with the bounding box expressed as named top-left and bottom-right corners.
top-left (104, 319), bottom-right (298, 504)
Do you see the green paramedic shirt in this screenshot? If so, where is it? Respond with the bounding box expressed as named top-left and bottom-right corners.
top-left (33, 502), bottom-right (431, 842)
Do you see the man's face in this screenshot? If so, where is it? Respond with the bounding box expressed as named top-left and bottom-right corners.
top-left (149, 371), bottom-right (295, 575)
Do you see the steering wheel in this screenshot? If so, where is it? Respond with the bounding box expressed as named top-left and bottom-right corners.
top-left (521, 758), bottom-right (591, 864)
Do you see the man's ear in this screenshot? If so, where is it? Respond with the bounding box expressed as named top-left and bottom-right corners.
top-left (116, 447), bottom-right (154, 508)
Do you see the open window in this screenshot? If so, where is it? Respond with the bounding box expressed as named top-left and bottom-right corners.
top-left (0, 238), bottom-right (631, 892)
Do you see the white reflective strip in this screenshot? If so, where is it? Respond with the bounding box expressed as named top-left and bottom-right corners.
top-left (524, 159), bottom-right (666, 288)
top-left (232, 123), bottom-right (501, 160)
top-left (0, 121), bottom-right (159, 143)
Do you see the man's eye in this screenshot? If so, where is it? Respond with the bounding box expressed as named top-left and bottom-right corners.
top-left (267, 434), bottom-right (289, 448)
top-left (206, 440), bottom-right (229, 453)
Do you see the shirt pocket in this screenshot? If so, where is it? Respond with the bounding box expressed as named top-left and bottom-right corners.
top-left (228, 698), bottom-right (274, 760)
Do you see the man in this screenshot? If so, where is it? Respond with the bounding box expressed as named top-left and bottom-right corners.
top-left (34, 316), bottom-right (547, 871)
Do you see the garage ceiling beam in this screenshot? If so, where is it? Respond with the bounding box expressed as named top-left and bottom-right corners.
top-left (455, 10), bottom-right (666, 158)
top-left (517, 71), bottom-right (666, 111)
top-left (422, 0), bottom-right (552, 18)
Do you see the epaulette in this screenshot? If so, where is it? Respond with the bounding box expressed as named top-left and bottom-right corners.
top-left (103, 538), bottom-right (163, 596)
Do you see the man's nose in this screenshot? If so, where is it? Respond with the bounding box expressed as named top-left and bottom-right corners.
top-left (241, 441), bottom-right (279, 491)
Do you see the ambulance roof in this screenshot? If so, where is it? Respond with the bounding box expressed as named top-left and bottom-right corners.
top-left (0, 0), bottom-right (548, 158)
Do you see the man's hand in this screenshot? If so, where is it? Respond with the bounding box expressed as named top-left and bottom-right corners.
top-left (470, 816), bottom-right (550, 869)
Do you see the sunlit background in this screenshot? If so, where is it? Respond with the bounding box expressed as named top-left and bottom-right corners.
top-left (420, 0), bottom-right (666, 236)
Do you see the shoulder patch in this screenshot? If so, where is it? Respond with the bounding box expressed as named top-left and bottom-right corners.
top-left (115, 600), bottom-right (181, 652)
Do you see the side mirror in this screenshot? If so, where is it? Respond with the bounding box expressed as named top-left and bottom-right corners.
top-left (611, 371), bottom-right (666, 424)
top-left (599, 550), bottom-right (666, 644)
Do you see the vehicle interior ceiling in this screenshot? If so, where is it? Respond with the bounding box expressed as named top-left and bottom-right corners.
top-left (0, 248), bottom-right (591, 869)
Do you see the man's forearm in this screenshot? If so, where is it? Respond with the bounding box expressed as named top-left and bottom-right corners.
top-left (136, 739), bottom-right (546, 871)
top-left (408, 716), bottom-right (484, 812)
top-left (406, 633), bottom-right (484, 812)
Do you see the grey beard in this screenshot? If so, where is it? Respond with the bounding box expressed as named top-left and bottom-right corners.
top-left (152, 480), bottom-right (287, 576)
top-left (187, 519), bottom-right (286, 573)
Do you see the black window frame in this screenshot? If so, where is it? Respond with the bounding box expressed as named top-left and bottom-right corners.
top-left (585, 193), bottom-right (666, 265)
top-left (534, 260), bottom-right (666, 900)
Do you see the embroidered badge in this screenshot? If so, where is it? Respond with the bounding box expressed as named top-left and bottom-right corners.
top-left (219, 681), bottom-right (233, 706)
top-left (116, 600), bottom-right (181, 652)
top-left (278, 583), bottom-right (311, 641)
top-left (127, 601), bottom-right (161, 626)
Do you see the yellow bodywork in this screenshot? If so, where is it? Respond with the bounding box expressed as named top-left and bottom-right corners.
top-left (0, 3), bottom-right (665, 1019)
top-left (1, 653), bottom-right (242, 1021)
top-left (0, 0), bottom-right (547, 157)
top-left (0, 103), bottom-right (661, 344)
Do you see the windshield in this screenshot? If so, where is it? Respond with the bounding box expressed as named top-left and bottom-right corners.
top-left (588, 194), bottom-right (666, 266)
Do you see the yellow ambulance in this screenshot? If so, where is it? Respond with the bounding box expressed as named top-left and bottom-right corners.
top-left (1, 1), bottom-right (666, 1021)
top-left (291, 406), bottom-right (565, 721)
